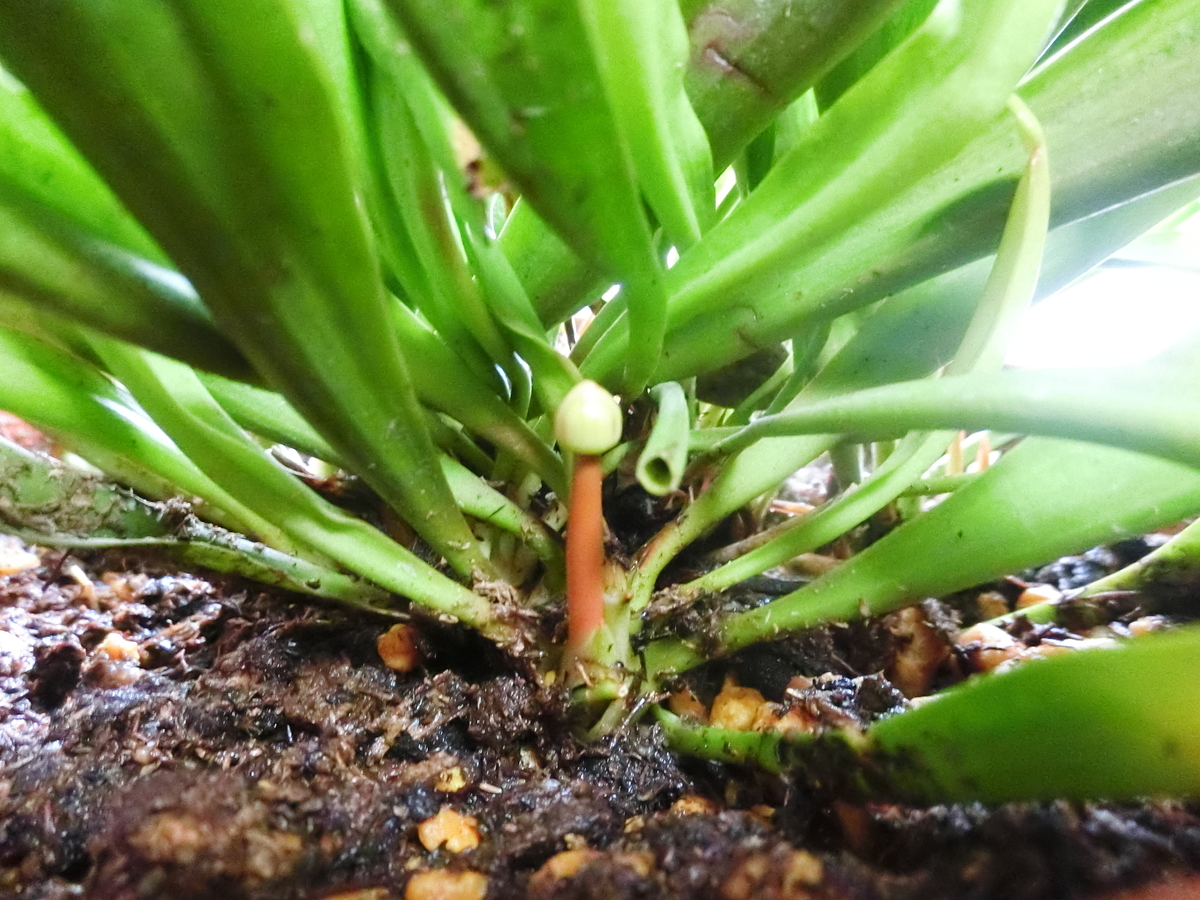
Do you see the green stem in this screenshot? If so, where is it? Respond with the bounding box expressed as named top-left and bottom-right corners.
top-left (654, 707), bottom-right (792, 773)
top-left (1077, 517), bottom-right (1200, 605)
top-left (900, 471), bottom-right (981, 497)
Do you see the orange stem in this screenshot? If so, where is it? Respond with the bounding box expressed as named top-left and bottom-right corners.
top-left (566, 454), bottom-right (605, 652)
top-left (975, 432), bottom-right (992, 471)
top-left (946, 430), bottom-right (965, 475)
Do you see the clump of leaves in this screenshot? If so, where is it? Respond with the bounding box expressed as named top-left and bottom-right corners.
top-left (2, 0), bottom-right (1200, 803)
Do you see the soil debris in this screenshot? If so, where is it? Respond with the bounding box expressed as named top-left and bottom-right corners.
top-left (2, 541), bottom-right (1199, 899)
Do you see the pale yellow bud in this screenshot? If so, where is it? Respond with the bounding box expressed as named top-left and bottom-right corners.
top-left (554, 380), bottom-right (622, 455)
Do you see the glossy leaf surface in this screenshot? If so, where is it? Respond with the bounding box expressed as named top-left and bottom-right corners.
top-left (0, 0), bottom-right (487, 576)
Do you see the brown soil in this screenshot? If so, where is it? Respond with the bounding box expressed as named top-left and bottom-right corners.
top-left (3, 543), bottom-right (1200, 900)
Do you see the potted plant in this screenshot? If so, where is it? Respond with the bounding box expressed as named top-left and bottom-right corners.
top-left (2, 0), bottom-right (1200, 896)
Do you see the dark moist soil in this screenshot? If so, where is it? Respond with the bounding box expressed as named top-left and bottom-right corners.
top-left (3, 542), bottom-right (1200, 900)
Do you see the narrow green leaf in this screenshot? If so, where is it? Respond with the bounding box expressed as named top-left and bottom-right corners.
top-left (198, 374), bottom-right (343, 466)
top-left (627, 432), bottom-right (837, 615)
top-left (943, 95), bottom-right (1049, 373)
top-left (89, 339), bottom-right (507, 640)
top-left (588, 0), bottom-right (1200, 384)
top-left (725, 351), bottom-right (794, 425)
top-left (769, 91), bottom-right (821, 165)
top-left (0, 328), bottom-right (279, 543)
top-left (202, 373), bottom-right (498, 486)
top-left (644, 438), bottom-right (1200, 678)
top-left (0, 69), bottom-right (253, 381)
top-left (1040, 0), bottom-right (1129, 60)
top-left (580, 0), bottom-right (715, 248)
top-left (718, 345), bottom-right (1200, 470)
top-left (660, 626), bottom-right (1200, 803)
top-left (0, 436), bottom-right (398, 615)
top-left (0, 181), bottom-right (254, 383)
top-left (0, 66), bottom-right (161, 260)
top-left (1035, 174), bottom-right (1200, 300)
top-left (197, 369), bottom-right (558, 574)
top-left (384, 0), bottom-right (668, 391)
top-left (496, 201), bottom-right (601, 331)
top-left (654, 707), bottom-right (792, 773)
top-left (0, 0), bottom-right (490, 578)
top-left (1077, 517), bottom-right (1200, 602)
top-left (761, 322), bottom-right (831, 416)
top-left (710, 92), bottom-right (1049, 463)
top-left (686, 0), bottom-right (910, 165)
top-left (462, 225), bottom-right (582, 414)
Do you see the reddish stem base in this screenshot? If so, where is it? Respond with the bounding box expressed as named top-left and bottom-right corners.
top-left (566, 454), bottom-right (605, 653)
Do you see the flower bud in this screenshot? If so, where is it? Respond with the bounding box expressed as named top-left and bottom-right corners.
top-left (554, 380), bottom-right (622, 455)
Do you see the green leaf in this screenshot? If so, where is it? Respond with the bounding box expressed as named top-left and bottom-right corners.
top-left (580, 0), bottom-right (715, 248)
top-left (0, 181), bottom-right (254, 383)
top-left (719, 341), bottom-right (1200, 470)
top-left (680, 430), bottom-right (953, 597)
top-left (0, 66), bottom-right (161, 260)
top-left (1077, 517), bottom-right (1200, 603)
top-left (686, 0), bottom-right (911, 165)
top-left (89, 339), bottom-right (507, 639)
top-left (870, 626), bottom-right (1200, 802)
top-left (0, 0), bottom-right (491, 577)
top-left (0, 328), bottom-right (279, 543)
top-left (659, 626), bottom-right (1200, 802)
top-left (644, 437), bottom-right (1200, 678)
top-left (1040, 0), bottom-right (1128, 60)
top-left (943, 95), bottom-right (1049, 374)
top-left (462, 226), bottom-right (582, 414)
top-left (0, 436), bottom-right (399, 615)
top-left (497, 202), bottom-right (602, 330)
top-left (583, 0), bottom-right (1064, 386)
top-left (384, 0), bottom-right (668, 391)
top-left (0, 68), bottom-right (253, 381)
top-left (710, 93), bottom-right (1049, 464)
top-left (1035, 173), bottom-right (1200, 299)
top-left (198, 374), bottom-right (343, 466)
